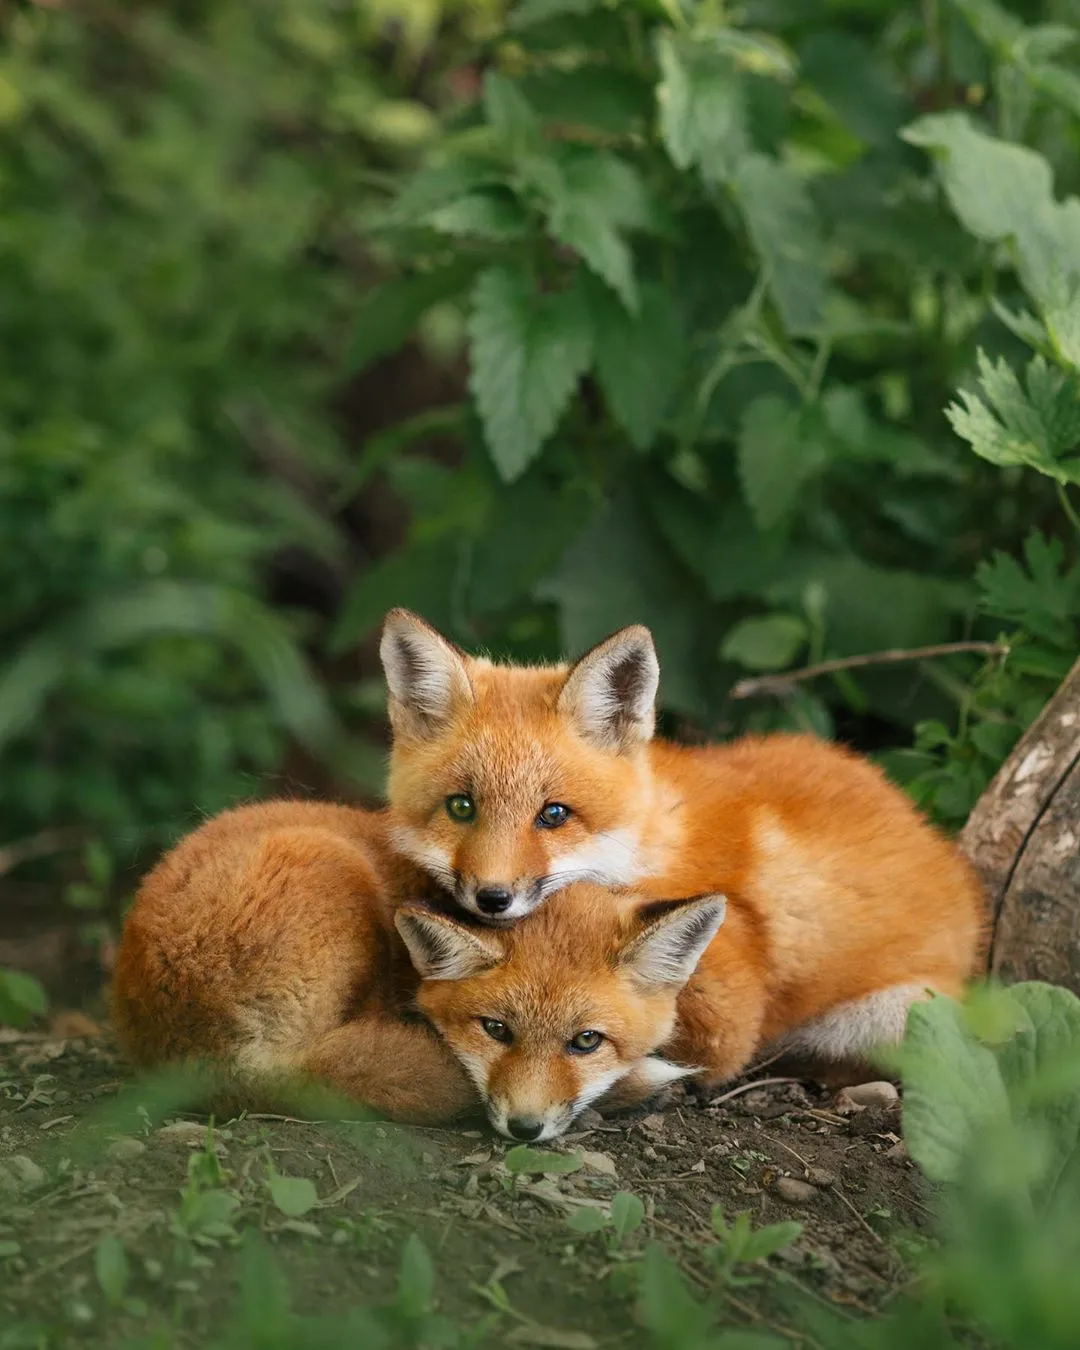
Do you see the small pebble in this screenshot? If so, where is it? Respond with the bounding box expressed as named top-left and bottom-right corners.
top-left (806, 1166), bottom-right (837, 1188)
top-left (836, 1081), bottom-right (899, 1112)
top-left (576, 1109), bottom-right (604, 1130)
top-left (106, 1137), bottom-right (147, 1162)
top-left (775, 1176), bottom-right (818, 1205)
top-left (155, 1121), bottom-right (211, 1144)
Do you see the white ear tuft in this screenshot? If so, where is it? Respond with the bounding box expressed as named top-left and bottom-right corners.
top-left (380, 609), bottom-right (473, 739)
top-left (395, 907), bottom-right (504, 982)
top-left (617, 895), bottom-right (726, 991)
top-left (557, 626), bottom-right (659, 752)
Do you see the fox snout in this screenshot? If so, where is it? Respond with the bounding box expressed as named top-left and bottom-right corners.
top-left (458, 877), bottom-right (543, 924)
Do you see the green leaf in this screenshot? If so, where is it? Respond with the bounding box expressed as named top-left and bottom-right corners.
top-left (946, 352), bottom-right (1080, 484)
top-left (566, 1208), bottom-right (610, 1234)
top-left (182, 1189), bottom-right (241, 1239)
top-left (638, 1244), bottom-right (715, 1345)
top-left (0, 969), bottom-right (47, 1027)
top-left (904, 113), bottom-right (1080, 307)
top-left (657, 32), bottom-right (747, 176)
top-left (976, 531), bottom-right (1080, 646)
top-left (468, 265), bottom-right (593, 481)
top-left (738, 1220), bottom-right (803, 1263)
top-left (610, 1191), bottom-right (645, 1240)
top-left (269, 1174), bottom-right (318, 1218)
top-left (397, 1234), bottom-right (436, 1319)
top-left (94, 1234), bottom-right (129, 1307)
top-left (427, 191), bottom-right (530, 241)
top-left (505, 1146), bottom-right (584, 1175)
top-left (346, 259), bottom-right (483, 375)
top-left (900, 995), bottom-right (1012, 1184)
top-left (483, 72), bottom-right (542, 155)
top-left (520, 68), bottom-right (654, 135)
top-left (332, 538), bottom-right (464, 654)
top-left (737, 396), bottom-right (830, 531)
top-left (721, 615), bottom-right (807, 672)
top-left (952, 0), bottom-right (1024, 52)
top-left (509, 0), bottom-right (600, 28)
top-left (731, 154), bottom-right (828, 334)
top-left (594, 282), bottom-right (684, 450)
top-left (548, 199), bottom-right (637, 312)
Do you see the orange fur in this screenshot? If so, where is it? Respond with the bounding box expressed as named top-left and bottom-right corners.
top-left (112, 801), bottom-right (479, 1125)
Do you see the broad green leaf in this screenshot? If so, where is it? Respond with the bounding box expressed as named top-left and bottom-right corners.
top-left (731, 154), bottom-right (827, 334)
top-left (721, 615), bottom-right (807, 672)
top-left (946, 352), bottom-right (1080, 484)
top-left (952, 0), bottom-right (1024, 52)
top-left (94, 1234), bottom-right (129, 1307)
top-left (638, 1244), bottom-right (715, 1345)
top-left (737, 396), bottom-right (829, 531)
top-left (505, 1146), bottom-right (584, 1175)
top-left (0, 969), bottom-right (47, 1026)
top-left (332, 537), bottom-right (464, 652)
top-left (904, 113), bottom-right (1080, 307)
top-left (346, 259), bottom-right (483, 375)
top-left (183, 1189), bottom-right (240, 1239)
top-left (975, 531), bottom-right (1080, 646)
top-left (900, 996), bottom-right (1012, 1184)
top-left (594, 282), bottom-right (684, 450)
top-left (566, 1208), bottom-right (609, 1234)
top-left (427, 191), bottom-right (530, 241)
top-left (509, 0), bottom-right (600, 28)
top-left (520, 67), bottom-right (654, 135)
top-left (269, 1174), bottom-right (318, 1218)
top-left (483, 72), bottom-right (542, 155)
top-left (397, 1234), bottom-right (436, 1318)
top-left (468, 265), bottom-right (593, 481)
top-left (738, 1219), bottom-right (803, 1263)
top-left (548, 199), bottom-right (637, 311)
top-left (799, 32), bottom-right (907, 146)
top-left (610, 1191), bottom-right (645, 1240)
top-left (657, 32), bottom-right (747, 176)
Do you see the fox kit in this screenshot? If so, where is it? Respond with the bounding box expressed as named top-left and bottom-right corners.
top-left (380, 609), bottom-right (985, 1073)
top-left (112, 801), bottom-right (480, 1125)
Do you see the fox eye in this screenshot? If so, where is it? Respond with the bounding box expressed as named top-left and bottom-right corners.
top-left (568, 1029), bottom-right (604, 1054)
top-left (536, 802), bottom-right (571, 829)
top-left (480, 1017), bottom-right (513, 1044)
top-left (446, 794), bottom-right (476, 823)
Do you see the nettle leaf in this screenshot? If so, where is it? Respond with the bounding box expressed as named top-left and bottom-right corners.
top-left (483, 72), bottom-right (542, 155)
top-left (737, 396), bottom-right (831, 531)
top-left (731, 155), bottom-right (828, 334)
top-left (975, 530), bottom-right (1080, 646)
top-left (427, 191), bottom-right (530, 241)
top-left (946, 351), bottom-right (1080, 484)
top-left (593, 281), bottom-right (684, 450)
top-left (548, 200), bottom-right (636, 312)
top-left (657, 31), bottom-right (748, 177)
top-left (468, 265), bottom-right (593, 481)
top-left (721, 615), bottom-right (807, 672)
top-left (509, 0), bottom-right (601, 28)
top-left (520, 67), bottom-right (654, 136)
top-left (904, 113), bottom-right (1080, 307)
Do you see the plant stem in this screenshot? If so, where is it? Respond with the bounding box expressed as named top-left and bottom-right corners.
top-left (730, 641), bottom-right (1010, 700)
top-left (1057, 481), bottom-right (1080, 534)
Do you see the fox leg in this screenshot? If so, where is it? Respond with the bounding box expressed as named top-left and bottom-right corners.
top-left (301, 1016), bottom-right (480, 1126)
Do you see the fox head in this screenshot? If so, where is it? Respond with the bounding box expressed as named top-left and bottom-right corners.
top-left (395, 885), bottom-right (726, 1141)
top-left (380, 608), bottom-right (664, 924)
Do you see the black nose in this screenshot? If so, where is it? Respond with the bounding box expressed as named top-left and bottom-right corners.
top-left (476, 887), bottom-right (513, 915)
top-left (507, 1116), bottom-right (544, 1141)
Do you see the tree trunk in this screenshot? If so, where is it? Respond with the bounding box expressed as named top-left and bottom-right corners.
top-left (960, 655), bottom-right (1080, 993)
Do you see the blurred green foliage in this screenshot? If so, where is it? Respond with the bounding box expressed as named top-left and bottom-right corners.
top-left (0, 0), bottom-right (1078, 936)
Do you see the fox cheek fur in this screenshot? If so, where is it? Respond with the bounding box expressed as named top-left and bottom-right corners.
top-left (379, 608), bottom-right (663, 922)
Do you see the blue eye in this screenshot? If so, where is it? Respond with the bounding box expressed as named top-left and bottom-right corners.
top-left (536, 802), bottom-right (571, 829)
top-left (568, 1030), bottom-right (604, 1054)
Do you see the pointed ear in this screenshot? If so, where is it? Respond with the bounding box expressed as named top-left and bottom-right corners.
top-left (557, 625), bottom-right (659, 752)
top-left (380, 609), bottom-right (473, 739)
top-left (395, 906), bottom-right (505, 981)
top-left (617, 895), bottom-right (726, 992)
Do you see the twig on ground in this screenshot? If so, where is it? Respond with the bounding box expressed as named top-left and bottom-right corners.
top-left (707, 1076), bottom-right (804, 1108)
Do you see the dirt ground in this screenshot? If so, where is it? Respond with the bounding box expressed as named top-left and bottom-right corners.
top-left (0, 1030), bottom-right (933, 1348)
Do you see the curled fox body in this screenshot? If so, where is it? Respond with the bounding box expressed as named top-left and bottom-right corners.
top-left (381, 609), bottom-right (986, 1081)
top-left (112, 801), bottom-right (480, 1124)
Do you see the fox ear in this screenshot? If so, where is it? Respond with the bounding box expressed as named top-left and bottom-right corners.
top-left (557, 626), bottom-right (659, 752)
top-left (395, 906), bottom-right (505, 981)
top-left (617, 895), bottom-right (726, 992)
top-left (380, 609), bottom-right (473, 739)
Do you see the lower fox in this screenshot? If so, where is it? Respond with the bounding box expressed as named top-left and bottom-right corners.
top-left (112, 800), bottom-right (479, 1124)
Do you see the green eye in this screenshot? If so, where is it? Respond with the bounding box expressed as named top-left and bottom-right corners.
top-left (446, 794), bottom-right (476, 823)
top-left (481, 1017), bottom-right (512, 1044)
top-left (568, 1030), bottom-right (604, 1054)
top-left (537, 802), bottom-right (571, 829)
